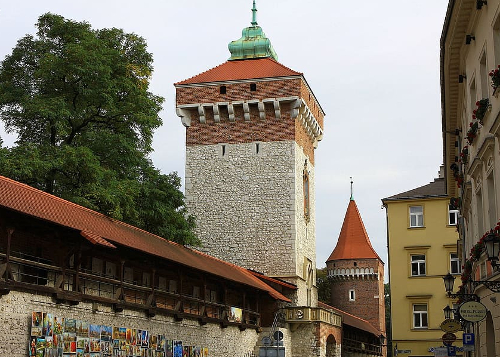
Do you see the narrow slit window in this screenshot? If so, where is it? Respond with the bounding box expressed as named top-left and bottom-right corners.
top-left (222, 144), bottom-right (226, 156)
top-left (256, 143), bottom-right (259, 154)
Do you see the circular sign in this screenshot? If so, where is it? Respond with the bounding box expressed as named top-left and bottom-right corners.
top-left (442, 332), bottom-right (456, 346)
top-left (459, 301), bottom-right (487, 322)
top-left (440, 319), bottom-right (461, 333)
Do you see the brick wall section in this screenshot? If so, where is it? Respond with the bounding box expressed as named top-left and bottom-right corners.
top-left (327, 259), bottom-right (385, 334)
top-left (176, 77), bottom-right (324, 165)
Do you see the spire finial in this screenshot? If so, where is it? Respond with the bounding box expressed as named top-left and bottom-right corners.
top-left (350, 177), bottom-right (354, 201)
top-left (251, 0), bottom-right (258, 26)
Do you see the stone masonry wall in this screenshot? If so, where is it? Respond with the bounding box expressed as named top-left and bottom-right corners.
top-left (185, 140), bottom-right (316, 308)
top-left (186, 141), bottom-right (298, 278)
top-left (1, 290), bottom-right (259, 357)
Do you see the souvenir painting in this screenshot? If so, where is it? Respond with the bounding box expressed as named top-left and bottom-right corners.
top-left (157, 335), bottom-right (165, 351)
top-left (89, 324), bottom-right (100, 338)
top-left (76, 320), bottom-right (89, 337)
top-left (29, 336), bottom-right (37, 356)
top-left (118, 327), bottom-right (127, 340)
top-left (173, 341), bottom-right (182, 357)
top-left (65, 319), bottom-right (76, 334)
top-left (182, 346), bottom-right (189, 357)
top-left (165, 340), bottom-right (173, 357)
top-left (149, 334), bottom-right (158, 350)
top-left (54, 316), bottom-right (64, 335)
top-left (126, 328), bottom-right (132, 345)
top-left (141, 330), bottom-right (149, 348)
top-left (202, 347), bottom-right (208, 357)
top-left (101, 325), bottom-right (112, 341)
top-left (31, 311), bottom-right (43, 337)
top-left (43, 313), bottom-right (54, 336)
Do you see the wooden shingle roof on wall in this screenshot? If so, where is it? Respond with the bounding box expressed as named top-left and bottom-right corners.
top-left (0, 175), bottom-right (290, 302)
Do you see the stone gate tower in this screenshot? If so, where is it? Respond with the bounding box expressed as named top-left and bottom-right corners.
top-left (326, 197), bottom-right (386, 334)
top-left (174, 1), bottom-right (324, 306)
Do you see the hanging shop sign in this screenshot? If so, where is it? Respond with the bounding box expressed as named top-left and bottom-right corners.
top-left (440, 319), bottom-right (461, 333)
top-left (458, 301), bottom-right (487, 322)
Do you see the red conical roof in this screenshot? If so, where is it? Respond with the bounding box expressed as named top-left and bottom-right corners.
top-left (327, 200), bottom-right (381, 262)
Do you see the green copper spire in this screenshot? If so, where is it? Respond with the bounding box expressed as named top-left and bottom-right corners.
top-left (251, 0), bottom-right (258, 26)
top-left (228, 0), bottom-right (278, 61)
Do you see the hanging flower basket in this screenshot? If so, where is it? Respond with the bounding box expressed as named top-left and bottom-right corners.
top-left (489, 65), bottom-right (500, 93)
top-left (472, 98), bottom-right (490, 124)
top-left (466, 121), bottom-right (479, 145)
top-left (460, 145), bottom-right (469, 165)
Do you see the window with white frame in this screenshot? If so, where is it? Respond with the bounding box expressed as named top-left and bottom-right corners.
top-left (409, 206), bottom-right (424, 227)
top-left (411, 255), bottom-right (426, 276)
top-left (449, 208), bottom-right (459, 226)
top-left (349, 289), bottom-right (355, 301)
top-left (413, 304), bottom-right (428, 328)
top-left (450, 253), bottom-right (461, 275)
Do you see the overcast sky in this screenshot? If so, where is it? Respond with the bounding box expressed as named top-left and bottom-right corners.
top-left (0, 1), bottom-right (450, 276)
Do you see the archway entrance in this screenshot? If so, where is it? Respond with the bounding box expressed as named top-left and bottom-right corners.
top-left (326, 334), bottom-right (337, 357)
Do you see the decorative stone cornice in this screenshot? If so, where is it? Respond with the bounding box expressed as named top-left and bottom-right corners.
top-left (176, 96), bottom-right (324, 144)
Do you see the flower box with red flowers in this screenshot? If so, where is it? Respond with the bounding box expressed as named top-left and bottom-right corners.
top-left (472, 98), bottom-right (490, 124)
top-left (490, 65), bottom-right (500, 94)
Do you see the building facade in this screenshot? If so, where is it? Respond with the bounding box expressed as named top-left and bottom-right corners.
top-left (382, 174), bottom-right (462, 356)
top-left (441, 0), bottom-right (500, 355)
top-left (175, 3), bottom-right (324, 308)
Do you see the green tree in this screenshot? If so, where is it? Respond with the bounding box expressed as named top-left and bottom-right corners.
top-left (316, 267), bottom-right (331, 304)
top-left (0, 13), bottom-right (198, 245)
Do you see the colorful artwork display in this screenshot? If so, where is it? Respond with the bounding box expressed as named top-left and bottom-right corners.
top-left (29, 312), bottom-right (208, 357)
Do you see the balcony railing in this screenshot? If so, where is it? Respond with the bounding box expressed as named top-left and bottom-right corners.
top-left (283, 306), bottom-right (342, 327)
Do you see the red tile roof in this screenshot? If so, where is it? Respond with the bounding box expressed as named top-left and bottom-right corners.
top-left (327, 200), bottom-right (381, 262)
top-left (0, 175), bottom-right (290, 302)
top-left (318, 301), bottom-right (382, 337)
top-left (175, 57), bottom-right (302, 85)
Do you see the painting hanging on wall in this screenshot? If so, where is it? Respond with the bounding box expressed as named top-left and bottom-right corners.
top-left (28, 312), bottom-right (209, 357)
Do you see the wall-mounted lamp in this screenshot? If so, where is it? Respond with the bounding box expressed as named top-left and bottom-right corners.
top-left (477, 0), bottom-right (487, 10)
top-left (483, 231), bottom-right (500, 270)
top-left (443, 273), bottom-right (480, 301)
top-left (466, 35), bottom-right (476, 45)
top-left (459, 74), bottom-right (467, 83)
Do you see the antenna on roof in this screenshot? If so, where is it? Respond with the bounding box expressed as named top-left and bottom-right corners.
top-left (350, 177), bottom-right (354, 201)
top-left (251, 0), bottom-right (258, 26)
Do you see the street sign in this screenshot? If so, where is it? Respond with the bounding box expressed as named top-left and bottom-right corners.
top-left (442, 332), bottom-right (457, 346)
top-left (433, 347), bottom-right (448, 357)
top-left (448, 345), bottom-right (456, 356)
top-left (440, 319), bottom-right (461, 333)
top-left (459, 301), bottom-right (487, 322)
top-left (463, 333), bottom-right (475, 346)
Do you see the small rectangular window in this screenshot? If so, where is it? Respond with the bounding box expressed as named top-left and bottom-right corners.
top-left (449, 209), bottom-right (459, 225)
top-left (411, 255), bottom-right (426, 276)
top-left (450, 253), bottom-right (461, 275)
top-left (250, 83), bottom-right (257, 91)
top-left (413, 304), bottom-right (428, 328)
top-left (220, 85), bottom-right (226, 94)
top-left (349, 289), bottom-right (355, 301)
top-left (409, 206), bottom-right (424, 227)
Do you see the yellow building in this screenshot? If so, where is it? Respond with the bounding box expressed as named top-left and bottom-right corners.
top-left (382, 171), bottom-right (462, 357)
